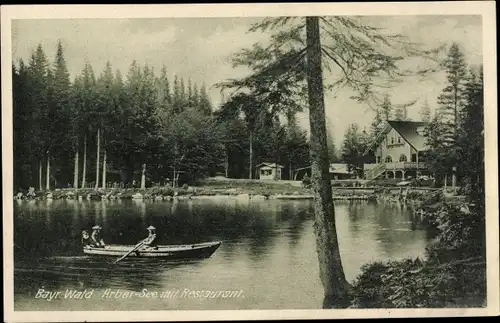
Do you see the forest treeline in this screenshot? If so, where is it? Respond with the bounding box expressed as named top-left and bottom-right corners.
top-left (12, 40), bottom-right (483, 194)
top-left (12, 41), bottom-right (314, 191)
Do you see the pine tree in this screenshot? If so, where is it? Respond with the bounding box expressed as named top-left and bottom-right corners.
top-left (369, 108), bottom-right (384, 137)
top-left (156, 65), bottom-right (171, 111)
top-left (51, 40), bottom-right (72, 188)
top-left (187, 78), bottom-right (194, 109)
top-left (219, 93), bottom-right (261, 179)
top-left (172, 75), bottom-right (182, 114)
top-left (180, 77), bottom-right (186, 108)
top-left (192, 82), bottom-right (200, 108)
top-left (438, 42), bottom-right (468, 132)
top-left (432, 42), bottom-right (469, 185)
top-left (380, 94), bottom-right (393, 121)
top-left (325, 118), bottom-right (339, 162)
top-left (27, 44), bottom-right (50, 190)
top-left (79, 62), bottom-right (97, 189)
top-left (96, 61), bottom-right (114, 190)
top-left (198, 84), bottom-right (213, 116)
top-left (13, 59), bottom-right (38, 190)
top-left (341, 123), bottom-right (367, 174)
top-left (45, 65), bottom-right (55, 190)
top-left (420, 98), bottom-right (432, 123)
top-left (71, 76), bottom-right (83, 189)
top-left (457, 66), bottom-right (483, 202)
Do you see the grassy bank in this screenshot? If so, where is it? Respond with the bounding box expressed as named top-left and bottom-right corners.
top-left (15, 179), bottom-right (312, 200)
top-left (15, 178), bottom-right (442, 202)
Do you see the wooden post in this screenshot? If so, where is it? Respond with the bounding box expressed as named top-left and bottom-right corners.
top-left (416, 150), bottom-right (419, 178)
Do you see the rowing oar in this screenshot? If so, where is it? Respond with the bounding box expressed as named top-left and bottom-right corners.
top-left (113, 240), bottom-right (146, 264)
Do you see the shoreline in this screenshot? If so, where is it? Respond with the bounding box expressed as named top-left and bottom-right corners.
top-left (14, 184), bottom-right (440, 203)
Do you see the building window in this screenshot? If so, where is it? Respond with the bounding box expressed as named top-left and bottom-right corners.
top-left (397, 136), bottom-right (401, 143)
top-left (391, 137), bottom-right (394, 144)
top-left (399, 154), bottom-right (407, 162)
top-left (411, 154), bottom-right (417, 162)
top-left (385, 156), bottom-right (393, 163)
top-left (261, 169), bottom-right (272, 176)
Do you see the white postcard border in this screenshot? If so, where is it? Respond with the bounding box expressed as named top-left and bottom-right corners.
top-left (2, 2), bottom-right (498, 322)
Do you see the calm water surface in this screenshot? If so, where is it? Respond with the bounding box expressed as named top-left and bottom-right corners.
top-left (13, 198), bottom-right (429, 310)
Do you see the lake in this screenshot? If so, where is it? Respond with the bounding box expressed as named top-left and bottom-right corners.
top-left (13, 197), bottom-right (430, 310)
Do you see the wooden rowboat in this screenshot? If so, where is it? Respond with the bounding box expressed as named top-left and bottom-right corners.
top-left (83, 241), bottom-right (222, 260)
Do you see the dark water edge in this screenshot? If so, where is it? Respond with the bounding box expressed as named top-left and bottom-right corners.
top-left (13, 198), bottom-right (431, 311)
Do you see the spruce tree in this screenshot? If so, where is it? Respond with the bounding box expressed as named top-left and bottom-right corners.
top-left (51, 40), bottom-right (72, 188)
top-left (27, 44), bottom-right (50, 190)
top-left (434, 42), bottom-right (469, 184)
top-left (198, 83), bottom-right (213, 115)
top-left (420, 98), bottom-right (432, 123)
top-left (437, 42), bottom-right (468, 133)
top-left (369, 108), bottom-right (384, 137)
top-left (457, 66), bottom-right (484, 202)
top-left (380, 94), bottom-right (393, 121)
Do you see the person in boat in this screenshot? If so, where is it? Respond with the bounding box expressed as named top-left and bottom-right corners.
top-left (81, 230), bottom-right (93, 248)
top-left (142, 225), bottom-right (158, 249)
top-left (91, 225), bottom-right (106, 248)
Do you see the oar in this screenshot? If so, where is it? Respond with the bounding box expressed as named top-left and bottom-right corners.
top-left (113, 240), bottom-right (146, 264)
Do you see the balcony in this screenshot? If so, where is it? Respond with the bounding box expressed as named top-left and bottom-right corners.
top-left (383, 162), bottom-right (427, 169)
top-left (365, 162), bottom-right (427, 170)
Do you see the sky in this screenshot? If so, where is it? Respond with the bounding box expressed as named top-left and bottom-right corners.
top-left (11, 15), bottom-right (482, 147)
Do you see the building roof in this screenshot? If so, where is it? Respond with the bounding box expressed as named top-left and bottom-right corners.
top-left (255, 162), bottom-right (284, 169)
top-left (364, 120), bottom-right (429, 154)
top-left (389, 120), bottom-right (428, 151)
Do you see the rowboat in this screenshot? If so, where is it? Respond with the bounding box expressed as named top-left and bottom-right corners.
top-left (83, 241), bottom-right (222, 260)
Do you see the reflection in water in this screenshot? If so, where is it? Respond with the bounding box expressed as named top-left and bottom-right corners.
top-left (13, 198), bottom-right (429, 311)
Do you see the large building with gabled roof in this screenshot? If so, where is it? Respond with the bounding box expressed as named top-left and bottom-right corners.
top-left (363, 120), bottom-right (431, 180)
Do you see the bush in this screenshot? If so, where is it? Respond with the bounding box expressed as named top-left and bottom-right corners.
top-left (150, 186), bottom-right (174, 196)
top-left (352, 256), bottom-right (484, 308)
top-left (426, 203), bottom-right (485, 263)
top-left (351, 262), bottom-right (392, 308)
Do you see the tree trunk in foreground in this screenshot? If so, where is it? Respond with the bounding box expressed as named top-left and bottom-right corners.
top-left (81, 133), bottom-right (87, 189)
top-left (95, 128), bottom-right (100, 190)
top-left (45, 152), bottom-right (50, 191)
top-left (73, 142), bottom-right (79, 190)
top-left (306, 16), bottom-right (351, 309)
